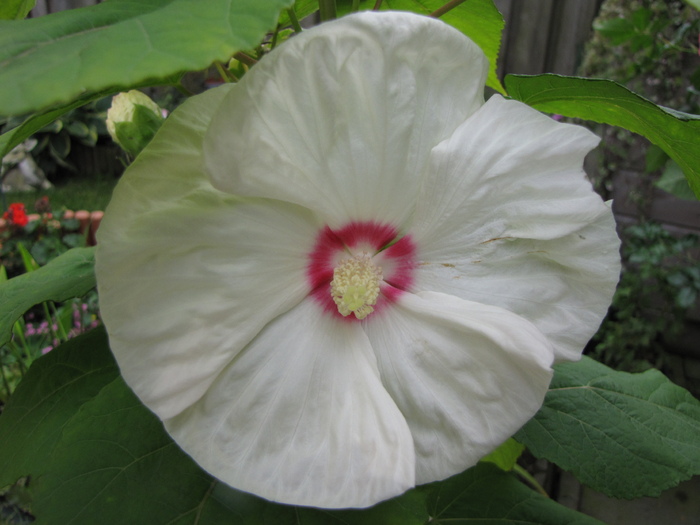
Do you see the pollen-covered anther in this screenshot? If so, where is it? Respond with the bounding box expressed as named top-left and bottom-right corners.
top-left (330, 252), bottom-right (383, 320)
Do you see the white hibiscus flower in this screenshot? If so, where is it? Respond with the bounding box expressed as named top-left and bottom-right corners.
top-left (95, 11), bottom-right (620, 509)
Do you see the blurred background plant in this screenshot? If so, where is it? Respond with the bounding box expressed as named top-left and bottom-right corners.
top-left (1, 198), bottom-right (86, 278)
top-left (580, 0), bottom-right (700, 392)
top-left (580, 0), bottom-right (700, 199)
top-left (0, 98), bottom-right (111, 181)
top-left (589, 222), bottom-right (700, 372)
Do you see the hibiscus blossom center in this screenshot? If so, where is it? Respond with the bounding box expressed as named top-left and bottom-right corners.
top-left (307, 221), bottom-right (417, 321)
top-left (331, 252), bottom-right (383, 319)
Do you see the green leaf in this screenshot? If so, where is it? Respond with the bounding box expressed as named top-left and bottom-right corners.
top-left (505, 74), bottom-right (700, 199)
top-left (655, 160), bottom-right (698, 200)
top-left (336, 0), bottom-right (505, 94)
top-left (0, 247), bottom-right (95, 347)
top-left (480, 438), bottom-right (525, 471)
top-left (0, 0), bottom-right (35, 20)
top-left (516, 356), bottom-right (700, 499)
top-left (420, 462), bottom-right (604, 524)
top-left (0, 0), bottom-right (294, 116)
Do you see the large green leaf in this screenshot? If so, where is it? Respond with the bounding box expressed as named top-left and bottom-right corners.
top-left (0, 247), bottom-right (95, 347)
top-left (335, 0), bottom-right (505, 94)
top-left (0, 0), bottom-right (293, 116)
top-left (505, 74), bottom-right (700, 199)
top-left (420, 462), bottom-right (604, 524)
top-left (516, 356), bottom-right (700, 499)
top-left (0, 0), bottom-right (35, 20)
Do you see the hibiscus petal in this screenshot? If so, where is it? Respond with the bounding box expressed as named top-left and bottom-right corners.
top-left (364, 291), bottom-right (554, 484)
top-left (412, 95), bottom-right (620, 361)
top-left (96, 87), bottom-right (319, 419)
top-left (204, 11), bottom-right (488, 228)
top-left (165, 298), bottom-right (415, 509)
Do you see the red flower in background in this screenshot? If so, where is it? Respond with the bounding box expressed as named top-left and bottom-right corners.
top-left (3, 203), bottom-right (29, 227)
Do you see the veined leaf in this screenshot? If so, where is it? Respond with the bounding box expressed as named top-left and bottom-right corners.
top-left (0, 0), bottom-right (294, 116)
top-left (505, 74), bottom-right (700, 199)
top-left (516, 356), bottom-right (700, 499)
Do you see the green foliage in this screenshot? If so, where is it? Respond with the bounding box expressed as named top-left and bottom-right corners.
top-left (419, 463), bottom-right (604, 525)
top-left (579, 0), bottom-right (700, 197)
top-left (480, 438), bottom-right (525, 471)
top-left (0, 0), bottom-right (35, 20)
top-left (0, 0), bottom-right (294, 117)
top-left (1, 97), bottom-right (112, 178)
top-left (0, 247), bottom-right (95, 348)
top-left (516, 356), bottom-right (700, 499)
top-left (0, 92), bottom-right (108, 160)
top-left (655, 159), bottom-right (697, 199)
top-left (504, 74), bottom-right (700, 198)
top-left (590, 222), bottom-right (700, 371)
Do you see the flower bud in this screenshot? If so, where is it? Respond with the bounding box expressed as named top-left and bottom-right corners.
top-left (106, 90), bottom-right (165, 157)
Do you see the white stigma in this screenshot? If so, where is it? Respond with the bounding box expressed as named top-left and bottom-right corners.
top-left (330, 252), bottom-right (382, 320)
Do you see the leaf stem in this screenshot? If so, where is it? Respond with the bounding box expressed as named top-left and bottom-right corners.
top-left (373, 0), bottom-right (383, 9)
top-left (286, 8), bottom-right (303, 34)
top-left (351, 0), bottom-right (360, 11)
top-left (318, 0), bottom-right (337, 21)
top-left (513, 464), bottom-right (549, 497)
top-left (430, 0), bottom-right (468, 18)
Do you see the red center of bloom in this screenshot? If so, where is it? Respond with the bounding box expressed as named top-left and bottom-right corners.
top-left (306, 221), bottom-right (417, 321)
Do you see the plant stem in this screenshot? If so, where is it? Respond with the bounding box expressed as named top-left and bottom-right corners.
top-left (7, 341), bottom-right (27, 375)
top-left (214, 61), bottom-right (234, 83)
top-left (270, 24), bottom-right (281, 49)
top-left (318, 0), bottom-right (336, 21)
top-left (49, 301), bottom-right (69, 342)
top-left (42, 302), bottom-right (61, 348)
top-left (0, 362), bottom-right (13, 398)
top-left (286, 8), bottom-right (303, 34)
top-left (513, 464), bottom-right (549, 497)
top-left (373, 0), bottom-right (383, 9)
top-left (430, 0), bottom-right (468, 18)
top-left (351, 0), bottom-right (360, 11)
top-left (234, 52), bottom-right (258, 67)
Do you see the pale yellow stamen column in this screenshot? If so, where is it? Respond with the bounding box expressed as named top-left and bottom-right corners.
top-left (330, 252), bottom-right (383, 320)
